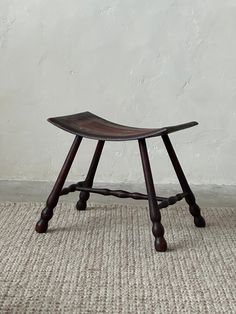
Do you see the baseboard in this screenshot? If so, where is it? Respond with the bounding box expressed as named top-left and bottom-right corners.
top-left (0, 180), bottom-right (236, 207)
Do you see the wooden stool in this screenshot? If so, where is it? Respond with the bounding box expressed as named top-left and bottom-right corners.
top-left (35, 112), bottom-right (205, 252)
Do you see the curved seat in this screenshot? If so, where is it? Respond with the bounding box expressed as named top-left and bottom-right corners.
top-left (48, 111), bottom-right (198, 141)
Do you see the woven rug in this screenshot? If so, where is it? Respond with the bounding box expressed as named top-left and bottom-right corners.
top-left (0, 202), bottom-right (235, 313)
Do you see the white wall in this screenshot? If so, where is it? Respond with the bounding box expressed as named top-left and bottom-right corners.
top-left (0, 0), bottom-right (236, 185)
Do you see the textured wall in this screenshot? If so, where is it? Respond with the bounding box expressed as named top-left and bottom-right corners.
top-left (0, 1), bottom-right (236, 185)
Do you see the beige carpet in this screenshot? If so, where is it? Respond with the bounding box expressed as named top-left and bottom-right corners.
top-left (0, 202), bottom-right (235, 313)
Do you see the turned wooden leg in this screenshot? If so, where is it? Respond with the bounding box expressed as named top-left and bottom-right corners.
top-left (139, 139), bottom-right (167, 252)
top-left (162, 134), bottom-right (205, 227)
top-left (35, 136), bottom-right (83, 233)
top-left (76, 140), bottom-right (105, 210)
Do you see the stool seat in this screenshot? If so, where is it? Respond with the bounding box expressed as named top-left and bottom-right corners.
top-left (48, 111), bottom-right (198, 141)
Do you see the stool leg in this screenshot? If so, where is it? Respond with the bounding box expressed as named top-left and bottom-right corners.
top-left (35, 136), bottom-right (82, 233)
top-left (139, 139), bottom-right (167, 252)
top-left (76, 140), bottom-right (105, 210)
top-left (162, 134), bottom-right (205, 227)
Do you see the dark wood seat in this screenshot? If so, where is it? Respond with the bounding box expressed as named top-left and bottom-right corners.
top-left (35, 111), bottom-right (206, 253)
top-left (48, 111), bottom-right (198, 141)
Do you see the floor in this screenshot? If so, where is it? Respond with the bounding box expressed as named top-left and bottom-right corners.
top-left (0, 201), bottom-right (235, 313)
top-left (0, 181), bottom-right (235, 313)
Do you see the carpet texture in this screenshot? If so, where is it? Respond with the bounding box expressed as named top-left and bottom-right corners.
top-left (0, 202), bottom-right (235, 313)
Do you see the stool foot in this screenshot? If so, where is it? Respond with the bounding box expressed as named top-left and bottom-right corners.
top-left (189, 204), bottom-right (206, 228)
top-left (76, 200), bottom-right (87, 211)
top-left (155, 237), bottom-right (167, 252)
top-left (153, 221), bottom-right (167, 252)
top-left (76, 191), bottom-right (89, 211)
top-left (35, 218), bottom-right (48, 233)
top-left (35, 206), bottom-right (53, 233)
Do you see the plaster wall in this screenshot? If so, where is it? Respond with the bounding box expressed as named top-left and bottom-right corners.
top-left (0, 1), bottom-right (236, 185)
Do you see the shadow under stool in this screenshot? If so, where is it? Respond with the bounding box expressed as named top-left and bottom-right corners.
top-left (35, 111), bottom-right (205, 252)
